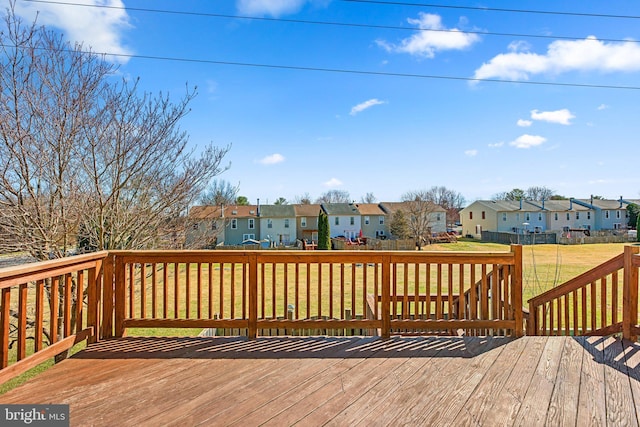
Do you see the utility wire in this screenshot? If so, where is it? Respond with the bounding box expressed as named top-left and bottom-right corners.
top-left (20, 0), bottom-right (640, 44)
top-left (4, 43), bottom-right (637, 91)
top-left (340, 0), bottom-right (640, 20)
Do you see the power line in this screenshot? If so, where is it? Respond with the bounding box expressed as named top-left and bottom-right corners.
top-left (340, 0), bottom-right (640, 20)
top-left (5, 43), bottom-right (636, 91)
top-left (20, 0), bottom-right (640, 44)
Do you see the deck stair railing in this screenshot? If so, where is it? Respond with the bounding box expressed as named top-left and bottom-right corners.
top-left (528, 244), bottom-right (640, 340)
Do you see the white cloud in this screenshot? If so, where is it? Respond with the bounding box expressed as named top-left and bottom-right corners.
top-left (237, 0), bottom-right (306, 16)
top-left (517, 119), bottom-right (532, 127)
top-left (350, 99), bottom-right (386, 116)
top-left (15, 0), bottom-right (132, 64)
top-left (597, 104), bottom-right (610, 110)
top-left (464, 149), bottom-right (478, 157)
top-left (474, 36), bottom-right (640, 81)
top-left (510, 134), bottom-right (547, 149)
top-left (258, 153), bottom-right (285, 165)
top-left (531, 109), bottom-right (575, 125)
top-left (323, 178), bottom-right (343, 188)
top-left (488, 142), bottom-right (504, 148)
top-left (376, 13), bottom-right (480, 58)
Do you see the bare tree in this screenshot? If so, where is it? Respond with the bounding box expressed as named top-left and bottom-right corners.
top-left (361, 192), bottom-right (377, 203)
top-left (294, 193), bottom-right (312, 204)
top-left (316, 190), bottom-right (351, 204)
top-left (525, 186), bottom-right (555, 201)
top-left (0, 4), bottom-right (230, 255)
top-left (424, 186), bottom-right (465, 226)
top-left (400, 190), bottom-right (440, 248)
top-left (274, 197), bottom-right (288, 205)
top-left (200, 180), bottom-right (239, 207)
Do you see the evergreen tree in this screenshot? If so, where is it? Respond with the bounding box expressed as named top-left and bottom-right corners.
top-left (318, 211), bottom-right (331, 250)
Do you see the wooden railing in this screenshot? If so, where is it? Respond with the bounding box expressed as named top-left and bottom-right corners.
top-left (528, 244), bottom-right (640, 339)
top-left (0, 245), bottom-right (524, 384)
top-left (0, 252), bottom-right (107, 384)
top-left (106, 246), bottom-right (523, 340)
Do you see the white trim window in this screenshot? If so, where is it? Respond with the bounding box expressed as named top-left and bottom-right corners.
top-left (379, 216), bottom-right (384, 225)
top-left (231, 219), bottom-right (238, 229)
top-left (301, 217), bottom-right (307, 227)
top-left (243, 233), bottom-right (255, 240)
top-left (284, 219), bottom-right (290, 228)
top-left (267, 219), bottom-right (273, 229)
top-left (364, 216), bottom-right (370, 225)
top-left (248, 218), bottom-right (255, 229)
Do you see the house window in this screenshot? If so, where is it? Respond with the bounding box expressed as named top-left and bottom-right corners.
top-left (566, 213), bottom-right (570, 220)
top-left (616, 210), bottom-right (621, 219)
top-left (364, 216), bottom-right (370, 225)
top-left (587, 212), bottom-right (591, 220)
top-left (243, 233), bottom-right (255, 241)
top-left (554, 213), bottom-right (558, 221)
top-left (576, 212), bottom-right (580, 220)
top-left (538, 213), bottom-right (542, 221)
top-left (301, 217), bottom-right (307, 227)
top-left (437, 213), bottom-right (441, 221)
top-left (469, 212), bottom-right (473, 220)
top-left (193, 223), bottom-right (199, 230)
top-left (379, 216), bottom-right (384, 225)
top-left (605, 210), bottom-right (610, 219)
top-left (335, 217), bottom-right (339, 226)
top-left (231, 219), bottom-right (237, 229)
top-left (525, 213), bottom-right (530, 221)
top-left (248, 219), bottom-right (255, 229)
top-left (284, 219), bottom-right (290, 228)
top-left (267, 219), bottom-right (273, 229)
top-left (350, 217), bottom-right (355, 226)
top-left (482, 211), bottom-right (486, 220)
top-left (212, 222), bottom-right (217, 230)
top-left (614, 223), bottom-right (623, 229)
top-left (502, 213), bottom-right (507, 221)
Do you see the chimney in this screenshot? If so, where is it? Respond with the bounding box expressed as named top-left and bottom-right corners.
top-left (257, 198), bottom-right (261, 217)
top-left (519, 199), bottom-right (522, 210)
top-left (220, 204), bottom-right (224, 218)
top-left (541, 198), bottom-right (545, 210)
top-left (620, 196), bottom-right (623, 208)
top-left (590, 194), bottom-right (593, 205)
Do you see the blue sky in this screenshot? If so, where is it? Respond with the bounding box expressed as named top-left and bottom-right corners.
top-left (12, 0), bottom-right (640, 204)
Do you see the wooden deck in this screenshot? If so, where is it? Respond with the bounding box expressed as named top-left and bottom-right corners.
top-left (2, 335), bottom-right (640, 426)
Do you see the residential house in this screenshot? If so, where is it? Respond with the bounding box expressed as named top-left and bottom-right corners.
top-left (221, 205), bottom-right (260, 245)
top-left (572, 197), bottom-right (640, 230)
top-left (321, 203), bottom-right (362, 240)
top-left (355, 203), bottom-right (388, 239)
top-left (259, 205), bottom-right (296, 246)
top-left (294, 204), bottom-right (322, 244)
top-left (185, 205), bottom-right (227, 248)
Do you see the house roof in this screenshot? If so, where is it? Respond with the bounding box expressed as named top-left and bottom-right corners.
top-left (259, 204), bottom-right (296, 218)
top-left (190, 205), bottom-right (259, 219)
top-left (321, 203), bottom-right (360, 216)
top-left (293, 204), bottom-right (322, 217)
top-left (354, 203), bottom-right (386, 215)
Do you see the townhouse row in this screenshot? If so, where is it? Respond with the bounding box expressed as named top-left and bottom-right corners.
top-left (186, 202), bottom-right (447, 248)
top-left (460, 197), bottom-right (640, 237)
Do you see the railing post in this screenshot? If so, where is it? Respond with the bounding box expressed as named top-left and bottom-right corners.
top-left (381, 254), bottom-right (391, 339)
top-left (87, 261), bottom-right (100, 344)
top-left (114, 254), bottom-right (126, 338)
top-left (623, 245), bottom-right (640, 341)
top-left (248, 253), bottom-right (258, 340)
top-left (102, 253), bottom-right (115, 339)
top-left (511, 245), bottom-right (524, 337)
top-left (527, 302), bottom-right (537, 336)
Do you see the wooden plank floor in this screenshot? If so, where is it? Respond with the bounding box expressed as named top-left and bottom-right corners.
top-left (2, 335), bottom-right (639, 426)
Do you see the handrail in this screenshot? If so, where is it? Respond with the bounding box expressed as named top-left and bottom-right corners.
top-left (527, 245), bottom-right (640, 338)
top-left (0, 252), bottom-right (107, 384)
top-left (109, 246), bottom-right (523, 340)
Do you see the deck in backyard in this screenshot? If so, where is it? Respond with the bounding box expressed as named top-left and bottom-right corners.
top-left (2, 335), bottom-right (640, 426)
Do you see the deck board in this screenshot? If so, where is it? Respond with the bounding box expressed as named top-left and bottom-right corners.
top-left (1, 335), bottom-right (639, 427)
